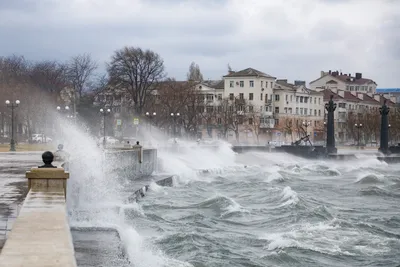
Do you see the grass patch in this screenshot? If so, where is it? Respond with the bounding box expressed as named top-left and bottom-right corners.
top-left (0, 143), bottom-right (55, 152)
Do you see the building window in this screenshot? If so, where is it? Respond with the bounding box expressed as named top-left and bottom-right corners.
top-left (290, 95), bottom-right (293, 102)
top-left (217, 118), bottom-right (222, 124)
top-left (296, 96), bottom-right (299, 103)
top-left (314, 109), bottom-right (317, 116)
top-left (249, 93), bottom-right (254, 100)
top-left (206, 106), bottom-right (213, 113)
top-left (275, 107), bottom-right (279, 113)
top-left (275, 94), bottom-right (280, 101)
top-left (239, 93), bottom-right (244, 100)
top-left (318, 110), bottom-right (321, 116)
top-left (300, 108), bottom-right (303, 115)
top-left (248, 118), bottom-right (253, 124)
top-left (261, 81), bottom-right (263, 87)
top-left (318, 98), bottom-right (321, 104)
top-left (275, 119), bottom-right (279, 126)
top-left (206, 94), bottom-right (214, 101)
top-left (218, 94), bottom-right (222, 100)
top-left (304, 108), bottom-right (308, 115)
top-left (296, 107), bottom-right (299, 114)
top-left (249, 105), bottom-right (254, 112)
top-left (284, 107), bottom-right (287, 113)
top-left (285, 95), bottom-right (288, 101)
top-left (270, 82), bottom-right (273, 88)
top-left (314, 98), bottom-right (316, 104)
top-left (230, 81), bottom-right (234, 88)
top-left (229, 93), bottom-right (234, 100)
top-left (260, 93), bottom-right (263, 101)
top-left (239, 81), bottom-right (244, 87)
top-left (300, 96), bottom-right (303, 103)
top-left (249, 80), bottom-right (254, 87)
top-left (304, 97), bottom-right (308, 103)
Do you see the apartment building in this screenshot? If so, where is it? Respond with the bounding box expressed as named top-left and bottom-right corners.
top-left (310, 70), bottom-right (377, 94)
top-left (322, 88), bottom-right (396, 143)
top-left (274, 79), bottom-right (325, 143)
top-left (223, 67), bottom-right (276, 130)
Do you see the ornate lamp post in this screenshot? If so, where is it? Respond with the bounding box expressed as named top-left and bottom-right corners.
top-left (354, 123), bottom-right (363, 147)
top-left (100, 108), bottom-right (111, 147)
top-left (379, 100), bottom-right (390, 155)
top-left (5, 100), bottom-right (20, 151)
top-left (324, 95), bottom-right (337, 154)
top-left (145, 112), bottom-right (156, 131)
top-left (170, 112), bottom-right (180, 137)
top-left (302, 120), bottom-right (310, 134)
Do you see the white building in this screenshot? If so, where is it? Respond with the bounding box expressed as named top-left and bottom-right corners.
top-left (223, 68), bottom-right (276, 129)
top-left (273, 80), bottom-right (325, 143)
top-left (310, 70), bottom-right (377, 94)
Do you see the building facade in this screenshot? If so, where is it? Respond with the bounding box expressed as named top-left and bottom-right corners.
top-left (310, 70), bottom-right (377, 94)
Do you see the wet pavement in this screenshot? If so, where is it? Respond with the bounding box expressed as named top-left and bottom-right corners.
top-left (0, 152), bottom-right (43, 252)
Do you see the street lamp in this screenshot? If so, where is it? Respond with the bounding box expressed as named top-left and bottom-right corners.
top-left (389, 124), bottom-right (392, 146)
top-left (100, 108), bottom-right (111, 147)
top-left (354, 123), bottom-right (363, 147)
top-left (170, 112), bottom-right (180, 137)
top-left (5, 100), bottom-right (20, 151)
top-left (145, 112), bottom-right (156, 131)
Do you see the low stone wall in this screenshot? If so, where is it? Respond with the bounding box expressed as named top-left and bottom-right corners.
top-left (104, 148), bottom-right (157, 178)
top-left (0, 167), bottom-right (77, 267)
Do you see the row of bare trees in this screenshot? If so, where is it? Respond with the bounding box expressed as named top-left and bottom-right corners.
top-left (0, 54), bottom-right (98, 140)
top-left (346, 107), bottom-right (400, 145)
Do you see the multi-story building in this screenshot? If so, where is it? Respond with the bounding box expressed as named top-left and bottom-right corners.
top-left (274, 79), bottom-right (325, 143)
top-left (322, 88), bottom-right (396, 143)
top-left (222, 68), bottom-right (276, 140)
top-left (310, 70), bottom-right (377, 94)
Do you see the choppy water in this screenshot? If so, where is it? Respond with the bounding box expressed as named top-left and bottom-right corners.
top-left (69, 141), bottom-right (400, 267)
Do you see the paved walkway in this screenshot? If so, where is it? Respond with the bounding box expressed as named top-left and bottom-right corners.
top-left (0, 152), bottom-right (42, 252)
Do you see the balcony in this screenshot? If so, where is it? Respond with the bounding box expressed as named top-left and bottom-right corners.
top-left (263, 111), bottom-right (273, 116)
top-left (338, 107), bottom-right (346, 112)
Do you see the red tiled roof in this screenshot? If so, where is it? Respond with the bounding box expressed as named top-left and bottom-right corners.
top-left (322, 89), bottom-right (396, 106)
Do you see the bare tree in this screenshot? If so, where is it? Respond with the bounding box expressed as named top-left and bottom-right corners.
top-left (277, 116), bottom-right (295, 143)
top-left (67, 53), bottom-right (97, 99)
top-left (245, 106), bottom-right (262, 144)
top-left (217, 96), bottom-right (248, 142)
top-left (187, 62), bottom-right (203, 82)
top-left (107, 46), bottom-right (165, 114)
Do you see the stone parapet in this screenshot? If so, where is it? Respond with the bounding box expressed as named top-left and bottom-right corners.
top-left (0, 162), bottom-right (76, 267)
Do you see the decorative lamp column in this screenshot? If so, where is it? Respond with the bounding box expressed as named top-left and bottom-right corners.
top-left (5, 100), bottom-right (20, 151)
top-left (379, 100), bottom-right (390, 155)
top-left (324, 95), bottom-right (337, 154)
top-left (100, 108), bottom-right (111, 147)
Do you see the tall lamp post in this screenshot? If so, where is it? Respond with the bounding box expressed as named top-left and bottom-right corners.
top-left (145, 112), bottom-right (156, 131)
top-left (5, 100), bottom-right (20, 151)
top-left (388, 124), bottom-right (391, 146)
top-left (170, 112), bottom-right (180, 137)
top-left (355, 123), bottom-right (362, 147)
top-left (100, 108), bottom-right (111, 147)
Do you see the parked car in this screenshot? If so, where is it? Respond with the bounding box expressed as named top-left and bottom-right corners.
top-left (98, 136), bottom-right (120, 145)
top-left (32, 134), bottom-right (53, 143)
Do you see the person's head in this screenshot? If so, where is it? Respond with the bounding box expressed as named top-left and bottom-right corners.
top-left (58, 144), bottom-right (64, 150)
top-left (136, 141), bottom-right (139, 145)
top-left (42, 151), bottom-right (54, 165)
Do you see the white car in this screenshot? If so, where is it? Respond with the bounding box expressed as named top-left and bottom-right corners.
top-left (32, 134), bottom-right (53, 143)
top-left (98, 136), bottom-right (120, 145)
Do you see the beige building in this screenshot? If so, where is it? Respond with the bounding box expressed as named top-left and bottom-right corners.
top-left (274, 80), bottom-right (325, 143)
top-left (310, 70), bottom-right (377, 94)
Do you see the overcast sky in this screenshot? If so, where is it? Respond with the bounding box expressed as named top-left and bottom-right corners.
top-left (0, 0), bottom-right (399, 87)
